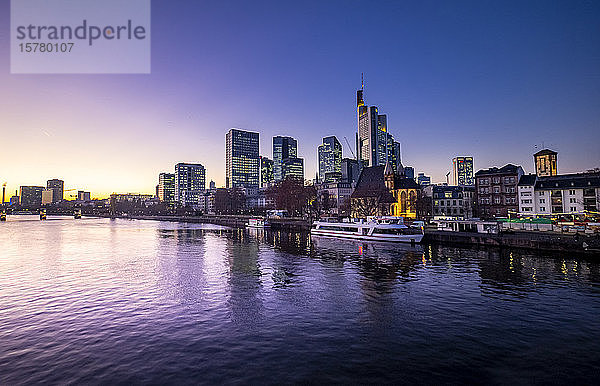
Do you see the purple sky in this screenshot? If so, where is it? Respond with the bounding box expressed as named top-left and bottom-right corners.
top-left (1, 0), bottom-right (599, 197)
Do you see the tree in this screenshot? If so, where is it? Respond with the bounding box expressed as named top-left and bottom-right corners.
top-left (266, 177), bottom-right (316, 217)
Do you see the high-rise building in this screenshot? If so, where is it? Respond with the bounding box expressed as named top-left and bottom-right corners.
top-left (19, 186), bottom-right (44, 208)
top-left (341, 158), bottom-right (360, 185)
top-left (404, 166), bottom-right (415, 180)
top-left (77, 191), bottom-right (91, 202)
top-left (534, 149), bottom-right (558, 177)
top-left (357, 85), bottom-right (391, 167)
top-left (226, 129), bottom-right (260, 189)
top-left (452, 157), bottom-right (474, 185)
top-left (209, 180), bottom-right (216, 190)
top-left (417, 173), bottom-right (431, 186)
top-left (46, 179), bottom-right (64, 203)
top-left (282, 158), bottom-right (304, 181)
top-left (260, 156), bottom-right (274, 187)
top-left (273, 136), bottom-right (297, 181)
top-left (41, 189), bottom-right (54, 205)
top-left (175, 163), bottom-right (206, 208)
top-left (158, 173), bottom-right (176, 203)
top-left (318, 136), bottom-right (342, 182)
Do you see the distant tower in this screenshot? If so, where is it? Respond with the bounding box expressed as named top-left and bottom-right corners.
top-left (534, 149), bottom-right (558, 177)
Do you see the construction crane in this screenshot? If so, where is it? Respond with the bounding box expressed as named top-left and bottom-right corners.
top-left (344, 136), bottom-right (356, 159)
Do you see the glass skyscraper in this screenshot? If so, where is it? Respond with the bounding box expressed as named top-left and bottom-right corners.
top-left (175, 163), bottom-right (206, 208)
top-left (318, 136), bottom-right (342, 182)
top-left (273, 136), bottom-right (297, 181)
top-left (357, 86), bottom-right (394, 167)
top-left (226, 128), bottom-right (260, 189)
top-left (282, 157), bottom-right (304, 181)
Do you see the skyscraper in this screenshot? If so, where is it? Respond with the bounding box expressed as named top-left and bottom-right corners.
top-left (19, 186), bottom-right (44, 208)
top-left (175, 163), bottom-right (206, 208)
top-left (158, 173), bottom-right (176, 203)
top-left (341, 158), bottom-right (360, 185)
top-left (273, 136), bottom-right (297, 181)
top-left (534, 149), bottom-right (558, 177)
top-left (46, 179), bottom-right (64, 203)
top-left (226, 129), bottom-right (260, 189)
top-left (260, 156), bottom-right (274, 187)
top-left (318, 136), bottom-right (342, 182)
top-left (282, 157), bottom-right (304, 181)
top-left (452, 157), bottom-right (474, 185)
top-left (357, 85), bottom-right (392, 167)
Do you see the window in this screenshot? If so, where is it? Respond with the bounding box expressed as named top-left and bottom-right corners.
top-left (570, 207), bottom-right (577, 212)
top-left (494, 197), bottom-right (501, 204)
top-left (540, 207), bottom-right (546, 211)
top-left (493, 177), bottom-right (500, 184)
top-left (453, 200), bottom-right (456, 206)
top-left (540, 199), bottom-right (545, 204)
top-left (539, 191), bottom-right (545, 196)
top-left (494, 187), bottom-right (500, 193)
top-left (570, 198), bottom-right (576, 203)
top-left (445, 192), bottom-right (452, 198)
top-left (569, 190), bottom-right (576, 195)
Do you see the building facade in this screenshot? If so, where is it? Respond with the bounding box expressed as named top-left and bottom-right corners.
top-left (318, 136), bottom-right (342, 182)
top-left (46, 179), bottom-right (64, 203)
top-left (226, 128), bottom-right (260, 189)
top-left (452, 157), bottom-right (474, 186)
top-left (175, 163), bottom-right (206, 208)
top-left (273, 136), bottom-right (297, 181)
top-left (260, 156), bottom-right (274, 188)
top-left (158, 173), bottom-right (176, 204)
top-left (534, 149), bottom-right (558, 177)
top-left (315, 181), bottom-right (353, 216)
top-left (41, 189), bottom-right (54, 205)
top-left (518, 172), bottom-right (600, 215)
top-left (425, 185), bottom-right (475, 218)
top-left (417, 173), bottom-right (431, 186)
top-left (475, 164), bottom-right (524, 218)
top-left (19, 186), bottom-right (44, 208)
top-left (357, 87), bottom-right (393, 168)
top-left (341, 158), bottom-right (360, 185)
top-left (77, 191), bottom-right (91, 202)
top-left (282, 157), bottom-right (304, 181)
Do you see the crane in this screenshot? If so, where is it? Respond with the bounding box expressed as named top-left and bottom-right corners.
top-left (344, 136), bottom-right (356, 159)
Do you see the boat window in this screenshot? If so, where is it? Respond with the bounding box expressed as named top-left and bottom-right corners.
top-left (319, 225), bottom-right (359, 232)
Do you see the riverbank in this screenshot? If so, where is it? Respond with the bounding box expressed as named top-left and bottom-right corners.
top-left (89, 214), bottom-right (600, 256)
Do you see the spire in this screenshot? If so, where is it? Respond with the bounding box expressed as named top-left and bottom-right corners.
top-left (384, 160), bottom-right (394, 176)
top-left (361, 72), bottom-right (364, 90)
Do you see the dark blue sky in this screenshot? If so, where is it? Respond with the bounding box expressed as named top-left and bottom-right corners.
top-left (1, 0), bottom-right (599, 193)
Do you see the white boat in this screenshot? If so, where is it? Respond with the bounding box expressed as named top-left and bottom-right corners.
top-left (311, 216), bottom-right (424, 244)
top-left (246, 218), bottom-right (270, 229)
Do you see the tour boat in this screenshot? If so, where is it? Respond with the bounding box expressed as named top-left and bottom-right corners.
top-left (311, 216), bottom-right (424, 244)
top-left (246, 218), bottom-right (270, 229)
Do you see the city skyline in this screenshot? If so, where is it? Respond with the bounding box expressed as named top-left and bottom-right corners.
top-left (1, 1), bottom-right (599, 198)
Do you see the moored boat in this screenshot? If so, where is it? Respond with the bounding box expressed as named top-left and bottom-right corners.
top-left (246, 218), bottom-right (270, 229)
top-left (311, 216), bottom-right (423, 243)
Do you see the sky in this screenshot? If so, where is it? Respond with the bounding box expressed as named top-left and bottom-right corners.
top-left (1, 0), bottom-right (599, 199)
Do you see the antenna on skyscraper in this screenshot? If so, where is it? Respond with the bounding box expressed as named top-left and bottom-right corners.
top-left (361, 73), bottom-right (364, 90)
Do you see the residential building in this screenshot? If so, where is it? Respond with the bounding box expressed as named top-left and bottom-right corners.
top-left (518, 172), bottom-right (600, 214)
top-left (417, 173), bottom-right (431, 186)
top-left (282, 157), bottom-right (304, 181)
top-left (260, 156), bottom-right (274, 187)
top-left (226, 128), bottom-right (260, 189)
top-left (534, 149), bottom-right (558, 177)
top-left (452, 157), bottom-right (474, 185)
top-left (158, 173), bottom-right (176, 204)
top-left (318, 136), bottom-right (342, 182)
top-left (175, 163), bottom-right (206, 208)
top-left (273, 136), bottom-right (297, 181)
top-left (19, 186), bottom-right (44, 208)
top-left (475, 164), bottom-right (524, 218)
top-left (425, 185), bottom-right (475, 218)
top-left (46, 179), bottom-right (64, 203)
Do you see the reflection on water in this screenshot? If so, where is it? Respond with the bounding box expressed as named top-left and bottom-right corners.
top-left (0, 217), bottom-right (599, 384)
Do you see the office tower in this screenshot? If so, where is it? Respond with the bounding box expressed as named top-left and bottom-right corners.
top-left (226, 128), bottom-right (260, 189)
top-left (341, 158), bottom-right (360, 185)
top-left (357, 84), bottom-right (390, 167)
top-left (209, 180), bottom-right (216, 190)
top-left (46, 179), bottom-right (64, 203)
top-left (452, 157), bottom-right (474, 185)
top-left (260, 156), bottom-right (274, 187)
top-left (282, 157), bottom-right (304, 181)
top-left (41, 189), bottom-right (54, 205)
top-left (77, 191), bottom-right (91, 202)
top-left (417, 173), bottom-right (431, 186)
top-left (273, 136), bottom-right (298, 181)
top-left (318, 136), bottom-right (342, 182)
top-left (534, 149), bottom-right (558, 177)
top-left (158, 173), bottom-right (176, 203)
top-left (19, 186), bottom-right (44, 208)
top-left (175, 163), bottom-right (206, 207)
top-left (404, 166), bottom-right (415, 180)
